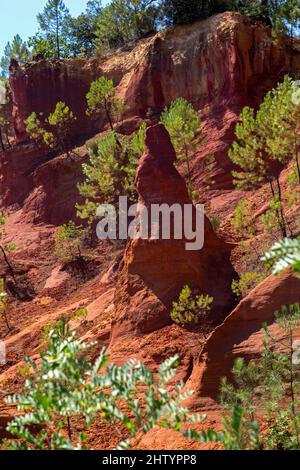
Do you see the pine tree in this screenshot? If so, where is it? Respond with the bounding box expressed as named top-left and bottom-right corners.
top-left (76, 124), bottom-right (146, 223)
top-left (160, 98), bottom-right (201, 197)
top-left (220, 303), bottom-right (300, 449)
top-left (228, 76), bottom-right (299, 238)
top-left (0, 35), bottom-right (29, 77)
top-left (94, 0), bottom-right (160, 51)
top-left (25, 102), bottom-right (77, 156)
top-left (86, 76), bottom-right (124, 134)
top-left (37, 0), bottom-right (72, 59)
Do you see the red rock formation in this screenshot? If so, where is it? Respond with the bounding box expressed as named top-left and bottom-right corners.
top-left (110, 124), bottom-right (236, 357)
top-left (0, 144), bottom-right (86, 225)
top-left (9, 13), bottom-right (300, 185)
top-left (4, 13), bottom-right (300, 225)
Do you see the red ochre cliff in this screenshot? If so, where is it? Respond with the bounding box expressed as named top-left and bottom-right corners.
top-left (0, 12), bottom-right (300, 449)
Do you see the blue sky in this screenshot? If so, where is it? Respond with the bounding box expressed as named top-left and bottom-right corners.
top-left (0, 0), bottom-right (109, 56)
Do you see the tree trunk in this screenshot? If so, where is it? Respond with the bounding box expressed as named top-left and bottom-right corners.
top-left (0, 245), bottom-right (18, 288)
top-left (275, 177), bottom-right (287, 238)
top-left (0, 129), bottom-right (5, 152)
top-left (269, 180), bottom-right (286, 238)
top-left (184, 144), bottom-right (193, 196)
top-left (5, 130), bottom-right (11, 148)
top-left (56, 5), bottom-right (60, 59)
top-left (67, 417), bottom-right (72, 442)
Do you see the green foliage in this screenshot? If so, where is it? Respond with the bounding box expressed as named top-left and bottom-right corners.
top-left (160, 97), bottom-right (201, 160)
top-left (86, 76), bottom-right (124, 131)
top-left (25, 102), bottom-right (77, 155)
top-left (5, 327), bottom-right (204, 450)
top-left (47, 101), bottom-right (77, 152)
top-left (94, 0), bottom-right (160, 51)
top-left (0, 35), bottom-right (29, 77)
top-left (160, 97), bottom-right (201, 196)
top-left (229, 76), bottom-right (300, 238)
top-left (286, 168), bottom-right (299, 208)
top-left (238, 0), bottom-right (300, 35)
top-left (0, 107), bottom-right (11, 152)
top-left (25, 112), bottom-right (46, 145)
top-left (229, 106), bottom-right (268, 190)
top-left (163, 0), bottom-right (242, 26)
top-left (210, 215), bottom-right (221, 233)
top-left (68, 14), bottom-right (98, 57)
top-left (54, 221), bottom-right (85, 263)
top-left (219, 303), bottom-right (300, 450)
top-left (16, 363), bottom-right (32, 379)
top-left (260, 196), bottom-right (284, 234)
top-left (163, 0), bottom-right (202, 25)
top-left (171, 285), bottom-right (213, 327)
top-left (77, 123), bottom-right (146, 223)
top-left (70, 307), bottom-right (88, 322)
top-left (37, 0), bottom-right (72, 59)
top-left (0, 219), bottom-right (16, 253)
top-left (232, 271), bottom-right (266, 298)
top-left (184, 402), bottom-right (261, 450)
top-left (262, 237), bottom-right (300, 275)
top-left (231, 199), bottom-right (256, 239)
top-left (27, 33), bottom-right (58, 60)
top-left (40, 317), bottom-right (69, 347)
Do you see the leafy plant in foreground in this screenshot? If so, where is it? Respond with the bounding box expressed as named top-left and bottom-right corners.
top-left (5, 325), bottom-right (205, 450)
top-left (261, 237), bottom-right (300, 275)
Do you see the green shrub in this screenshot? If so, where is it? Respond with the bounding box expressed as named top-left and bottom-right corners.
top-left (70, 307), bottom-right (88, 321)
top-left (40, 317), bottom-right (69, 347)
top-left (185, 303), bottom-right (300, 450)
top-left (231, 271), bottom-right (265, 298)
top-left (171, 285), bottom-right (213, 327)
top-left (204, 154), bottom-right (217, 188)
top-left (54, 221), bottom-right (85, 263)
top-left (210, 215), bottom-right (220, 233)
top-left (25, 102), bottom-right (77, 156)
top-left (86, 76), bottom-right (124, 131)
top-left (219, 303), bottom-right (300, 450)
top-left (228, 76), bottom-right (300, 238)
top-left (231, 199), bottom-right (256, 239)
